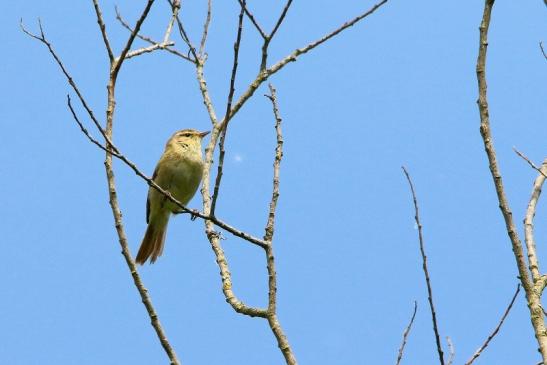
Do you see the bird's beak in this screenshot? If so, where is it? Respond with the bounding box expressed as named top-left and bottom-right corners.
top-left (199, 131), bottom-right (210, 138)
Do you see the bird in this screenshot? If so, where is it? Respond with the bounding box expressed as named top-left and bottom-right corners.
top-left (136, 129), bottom-right (209, 265)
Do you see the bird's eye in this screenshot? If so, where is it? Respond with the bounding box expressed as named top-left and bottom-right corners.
top-left (184, 133), bottom-right (191, 137)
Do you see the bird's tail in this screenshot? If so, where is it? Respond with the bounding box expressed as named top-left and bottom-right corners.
top-left (136, 213), bottom-right (170, 265)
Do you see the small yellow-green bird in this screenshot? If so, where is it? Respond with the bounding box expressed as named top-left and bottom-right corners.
top-left (136, 129), bottom-right (209, 265)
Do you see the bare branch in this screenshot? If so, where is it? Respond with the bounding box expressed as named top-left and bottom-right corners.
top-left (237, 0), bottom-right (267, 39)
top-left (264, 84), bottom-right (283, 243)
top-left (225, 0), bottom-right (389, 125)
top-left (169, 0), bottom-right (199, 62)
top-left (395, 301), bottom-right (418, 365)
top-left (464, 284), bottom-right (521, 365)
top-left (163, 0), bottom-right (179, 44)
top-left (263, 84), bottom-right (296, 365)
top-left (67, 95), bottom-right (121, 157)
top-left (115, 6), bottom-right (194, 62)
top-left (66, 101), bottom-right (267, 247)
top-left (211, 0), bottom-right (246, 216)
top-left (68, 93), bottom-right (179, 363)
top-left (199, 0), bottom-right (212, 56)
top-left (514, 148), bottom-right (547, 179)
top-left (20, 19), bottom-right (111, 147)
top-left (540, 41), bottom-right (547, 61)
top-left (111, 0), bottom-right (155, 77)
top-left (446, 337), bottom-right (455, 365)
top-left (476, 0), bottom-right (547, 359)
top-left (402, 166), bottom-right (445, 365)
top-left (92, 0), bottom-right (114, 62)
top-left (525, 158), bottom-right (547, 284)
top-left (269, 0), bottom-right (293, 40)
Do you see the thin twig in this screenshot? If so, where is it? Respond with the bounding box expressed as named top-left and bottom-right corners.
top-left (514, 148), bottom-right (547, 179)
top-left (67, 96), bottom-right (122, 157)
top-left (92, 0), bottom-right (114, 62)
top-left (223, 0), bottom-right (389, 127)
top-left (237, 0), bottom-right (267, 39)
top-left (210, 0), bottom-right (246, 216)
top-left (464, 284), bottom-right (521, 365)
top-left (20, 20), bottom-right (111, 147)
top-left (476, 0), bottom-right (547, 359)
top-left (169, 0), bottom-right (199, 62)
top-left (446, 337), bottom-right (455, 365)
top-left (540, 41), bottom-right (547, 61)
top-left (115, 6), bottom-right (194, 62)
top-left (199, 0), bottom-right (212, 56)
top-left (111, 0), bottom-right (155, 78)
top-left (402, 166), bottom-right (445, 365)
top-left (269, 0), bottom-right (293, 40)
top-left (66, 95), bottom-right (267, 248)
top-left (395, 301), bottom-right (418, 365)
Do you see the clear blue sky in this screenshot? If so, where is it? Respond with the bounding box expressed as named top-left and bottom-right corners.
top-left (2, 1), bottom-right (546, 364)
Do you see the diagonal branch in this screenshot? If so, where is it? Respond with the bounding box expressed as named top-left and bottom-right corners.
top-left (464, 284), bottom-right (521, 365)
top-left (20, 19), bottom-right (111, 148)
top-left (237, 0), bottom-right (267, 39)
top-left (395, 301), bottom-right (418, 365)
top-left (111, 0), bottom-right (155, 77)
top-left (67, 93), bottom-right (267, 248)
top-left (402, 166), bottom-right (445, 365)
top-left (269, 0), bottom-right (293, 40)
top-left (168, 0), bottom-right (199, 62)
top-left (514, 148), bottom-right (547, 179)
top-left (524, 157), bottom-right (547, 285)
top-left (92, 0), bottom-right (114, 62)
top-left (223, 0), bottom-right (389, 127)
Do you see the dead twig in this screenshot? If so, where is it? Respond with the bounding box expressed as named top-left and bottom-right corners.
top-left (464, 284), bottom-right (521, 365)
top-left (395, 301), bottom-right (418, 365)
top-left (210, 0), bottom-right (247, 216)
top-left (402, 166), bottom-right (445, 365)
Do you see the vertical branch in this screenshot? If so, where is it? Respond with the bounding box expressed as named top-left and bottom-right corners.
top-left (395, 301), bottom-right (418, 365)
top-left (476, 0), bottom-right (547, 360)
top-left (93, 1), bottom-right (181, 364)
top-left (264, 84), bottom-right (296, 365)
top-left (199, 0), bottom-right (212, 56)
top-left (402, 167), bottom-right (445, 365)
top-left (210, 0), bottom-right (246, 216)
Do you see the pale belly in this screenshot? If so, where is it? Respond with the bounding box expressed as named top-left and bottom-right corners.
top-left (149, 158), bottom-right (203, 213)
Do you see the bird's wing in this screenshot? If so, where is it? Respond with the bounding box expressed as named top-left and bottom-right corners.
top-left (146, 164), bottom-right (161, 224)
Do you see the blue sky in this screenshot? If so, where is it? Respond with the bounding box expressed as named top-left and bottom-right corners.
top-left (2, 1), bottom-right (546, 364)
